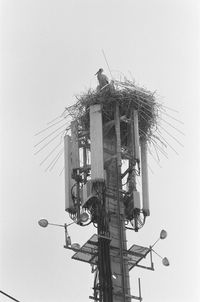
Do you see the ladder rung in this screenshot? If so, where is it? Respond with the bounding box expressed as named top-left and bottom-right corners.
top-left (113, 292), bottom-right (142, 301)
top-left (126, 294), bottom-right (142, 300)
top-left (89, 296), bottom-right (100, 301)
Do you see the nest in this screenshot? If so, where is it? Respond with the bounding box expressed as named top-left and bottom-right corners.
top-left (65, 79), bottom-right (161, 142)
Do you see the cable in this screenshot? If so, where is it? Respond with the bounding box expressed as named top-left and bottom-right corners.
top-left (156, 130), bottom-right (179, 155)
top-left (34, 129), bottom-right (66, 155)
top-left (35, 117), bottom-right (66, 136)
top-left (39, 141), bottom-right (62, 166)
top-left (160, 109), bottom-right (184, 124)
top-left (0, 291), bottom-right (21, 302)
top-left (161, 118), bottom-right (185, 136)
top-left (158, 124), bottom-right (184, 147)
top-left (59, 166), bottom-right (64, 176)
top-left (34, 121), bottom-right (68, 147)
top-left (44, 148), bottom-right (64, 172)
top-left (102, 49), bottom-right (113, 79)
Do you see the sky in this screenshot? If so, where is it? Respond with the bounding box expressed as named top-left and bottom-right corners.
top-left (1, 0), bottom-right (200, 301)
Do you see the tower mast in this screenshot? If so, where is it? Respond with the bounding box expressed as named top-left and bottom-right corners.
top-left (37, 70), bottom-right (171, 301)
top-left (63, 76), bottom-right (166, 301)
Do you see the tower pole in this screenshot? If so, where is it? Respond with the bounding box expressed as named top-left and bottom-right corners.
top-left (63, 78), bottom-right (160, 301)
top-left (103, 102), bottom-right (131, 301)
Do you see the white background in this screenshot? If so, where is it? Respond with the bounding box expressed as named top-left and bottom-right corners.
top-left (1, 1), bottom-right (200, 301)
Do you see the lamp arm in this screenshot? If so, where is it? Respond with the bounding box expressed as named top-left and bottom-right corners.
top-left (151, 248), bottom-right (163, 259)
top-left (151, 238), bottom-right (160, 248)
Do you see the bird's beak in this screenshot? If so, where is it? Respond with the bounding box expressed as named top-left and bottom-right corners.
top-left (95, 71), bottom-right (98, 75)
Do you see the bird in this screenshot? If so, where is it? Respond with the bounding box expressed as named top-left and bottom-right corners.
top-left (95, 68), bottom-right (109, 89)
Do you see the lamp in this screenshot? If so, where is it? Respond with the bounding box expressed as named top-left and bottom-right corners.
top-left (162, 257), bottom-right (170, 266)
top-left (148, 229), bottom-right (169, 267)
top-left (151, 248), bottom-right (170, 267)
top-left (38, 217), bottom-right (85, 249)
top-left (38, 219), bottom-right (64, 228)
top-left (79, 212), bottom-right (89, 223)
top-left (151, 229), bottom-right (167, 248)
top-left (71, 243), bottom-right (81, 250)
top-left (38, 212), bottom-right (89, 229)
top-left (38, 219), bottom-right (48, 227)
top-left (160, 229), bottom-right (167, 239)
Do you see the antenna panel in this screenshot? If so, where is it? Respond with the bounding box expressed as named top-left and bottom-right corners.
top-left (133, 191), bottom-right (141, 210)
top-left (64, 135), bottom-right (75, 211)
top-left (90, 104), bottom-right (104, 181)
top-left (141, 139), bottom-right (150, 216)
top-left (82, 180), bottom-right (92, 205)
top-left (133, 110), bottom-right (140, 162)
top-left (71, 121), bottom-right (80, 169)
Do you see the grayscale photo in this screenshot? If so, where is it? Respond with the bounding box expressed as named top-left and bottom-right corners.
top-left (1, 1), bottom-right (200, 302)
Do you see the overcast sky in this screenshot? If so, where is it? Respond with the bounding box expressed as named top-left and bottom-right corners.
top-left (1, 1), bottom-right (200, 302)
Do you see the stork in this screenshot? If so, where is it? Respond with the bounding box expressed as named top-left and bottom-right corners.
top-left (95, 68), bottom-right (109, 89)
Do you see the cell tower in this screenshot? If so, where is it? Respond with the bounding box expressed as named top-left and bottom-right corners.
top-left (61, 73), bottom-right (169, 301)
top-left (37, 69), bottom-right (177, 301)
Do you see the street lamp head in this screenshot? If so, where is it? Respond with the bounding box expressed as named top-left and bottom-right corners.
top-left (160, 229), bottom-right (167, 240)
top-left (79, 212), bottom-right (89, 223)
top-left (38, 219), bottom-right (49, 228)
top-left (162, 257), bottom-right (170, 266)
top-left (71, 243), bottom-right (81, 250)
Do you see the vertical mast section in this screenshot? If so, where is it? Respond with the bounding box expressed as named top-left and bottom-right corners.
top-left (60, 76), bottom-right (167, 302)
top-left (140, 138), bottom-right (150, 217)
top-left (71, 121), bottom-right (81, 220)
top-left (115, 102), bottom-right (126, 301)
top-left (64, 135), bottom-right (75, 212)
top-left (114, 102), bottom-right (131, 301)
top-left (103, 101), bottom-right (131, 302)
top-left (90, 104), bottom-right (113, 302)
